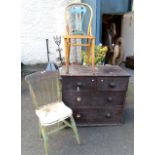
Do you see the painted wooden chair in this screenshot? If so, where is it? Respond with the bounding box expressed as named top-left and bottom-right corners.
top-left (64, 2), bottom-right (95, 73)
top-left (25, 70), bottom-right (80, 155)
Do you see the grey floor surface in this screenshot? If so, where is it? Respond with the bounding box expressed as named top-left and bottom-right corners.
top-left (21, 64), bottom-right (134, 155)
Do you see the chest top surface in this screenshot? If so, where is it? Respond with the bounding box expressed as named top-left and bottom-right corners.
top-left (60, 65), bottom-right (130, 77)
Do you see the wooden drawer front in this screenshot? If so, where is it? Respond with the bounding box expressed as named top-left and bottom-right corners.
top-left (63, 91), bottom-right (125, 107)
top-left (97, 77), bottom-right (129, 91)
top-left (97, 92), bottom-right (125, 105)
top-left (73, 107), bottom-right (123, 124)
top-left (62, 77), bottom-right (96, 91)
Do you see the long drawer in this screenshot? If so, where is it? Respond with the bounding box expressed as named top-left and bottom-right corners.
top-left (63, 91), bottom-right (126, 107)
top-left (73, 106), bottom-right (123, 125)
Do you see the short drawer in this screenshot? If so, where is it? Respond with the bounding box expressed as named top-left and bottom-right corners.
top-left (62, 77), bottom-right (96, 91)
top-left (97, 77), bottom-right (129, 91)
top-left (63, 91), bottom-right (125, 107)
top-left (73, 107), bottom-right (123, 124)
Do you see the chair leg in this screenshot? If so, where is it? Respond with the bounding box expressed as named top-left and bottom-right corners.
top-left (87, 39), bottom-right (91, 65)
top-left (67, 38), bottom-right (71, 68)
top-left (64, 38), bottom-right (70, 74)
top-left (40, 126), bottom-right (48, 155)
top-left (70, 116), bottom-right (80, 144)
top-left (91, 38), bottom-right (95, 73)
top-left (38, 123), bottom-right (43, 138)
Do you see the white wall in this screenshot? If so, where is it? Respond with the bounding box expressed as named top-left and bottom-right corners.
top-left (122, 11), bottom-right (134, 60)
top-left (21, 0), bottom-right (80, 65)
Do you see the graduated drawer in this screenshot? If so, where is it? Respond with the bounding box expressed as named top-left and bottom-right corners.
top-left (97, 77), bottom-right (129, 91)
top-left (62, 77), bottom-right (96, 91)
top-left (73, 106), bottom-right (123, 125)
top-left (63, 91), bottom-right (125, 107)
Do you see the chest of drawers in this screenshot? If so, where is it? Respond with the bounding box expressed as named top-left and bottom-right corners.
top-left (60, 65), bottom-right (130, 126)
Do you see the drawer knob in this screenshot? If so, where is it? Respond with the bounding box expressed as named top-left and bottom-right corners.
top-left (109, 82), bottom-right (116, 88)
top-left (76, 97), bottom-right (82, 102)
top-left (101, 79), bottom-right (104, 82)
top-left (76, 114), bottom-right (81, 118)
top-left (107, 97), bottom-right (113, 102)
top-left (105, 113), bottom-right (112, 118)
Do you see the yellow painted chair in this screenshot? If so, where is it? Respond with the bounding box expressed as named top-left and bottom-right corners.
top-left (64, 3), bottom-right (96, 73)
top-left (25, 71), bottom-right (80, 155)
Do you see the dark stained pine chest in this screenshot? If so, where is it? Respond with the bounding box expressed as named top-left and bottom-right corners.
top-left (60, 65), bottom-right (130, 126)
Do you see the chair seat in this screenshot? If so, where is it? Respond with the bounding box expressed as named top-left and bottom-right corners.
top-left (35, 102), bottom-right (72, 126)
top-left (63, 35), bottom-right (95, 39)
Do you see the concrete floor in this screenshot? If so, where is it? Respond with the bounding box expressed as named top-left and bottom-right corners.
top-left (21, 64), bottom-right (134, 155)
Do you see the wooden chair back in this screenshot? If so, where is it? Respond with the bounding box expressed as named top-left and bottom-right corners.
top-left (65, 3), bottom-right (93, 36)
top-left (25, 71), bottom-right (61, 109)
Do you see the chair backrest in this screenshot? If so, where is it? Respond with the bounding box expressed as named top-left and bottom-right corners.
top-left (25, 71), bottom-right (61, 109)
top-left (65, 3), bottom-right (93, 36)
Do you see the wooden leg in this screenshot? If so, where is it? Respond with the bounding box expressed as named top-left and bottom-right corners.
top-left (87, 39), bottom-right (91, 65)
top-left (68, 38), bottom-right (71, 65)
top-left (64, 38), bottom-right (69, 73)
top-left (91, 38), bottom-right (95, 72)
top-left (38, 122), bottom-right (43, 138)
top-left (70, 116), bottom-right (80, 144)
top-left (40, 126), bottom-right (48, 155)
top-left (64, 38), bottom-right (67, 70)
top-left (66, 38), bottom-right (71, 73)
